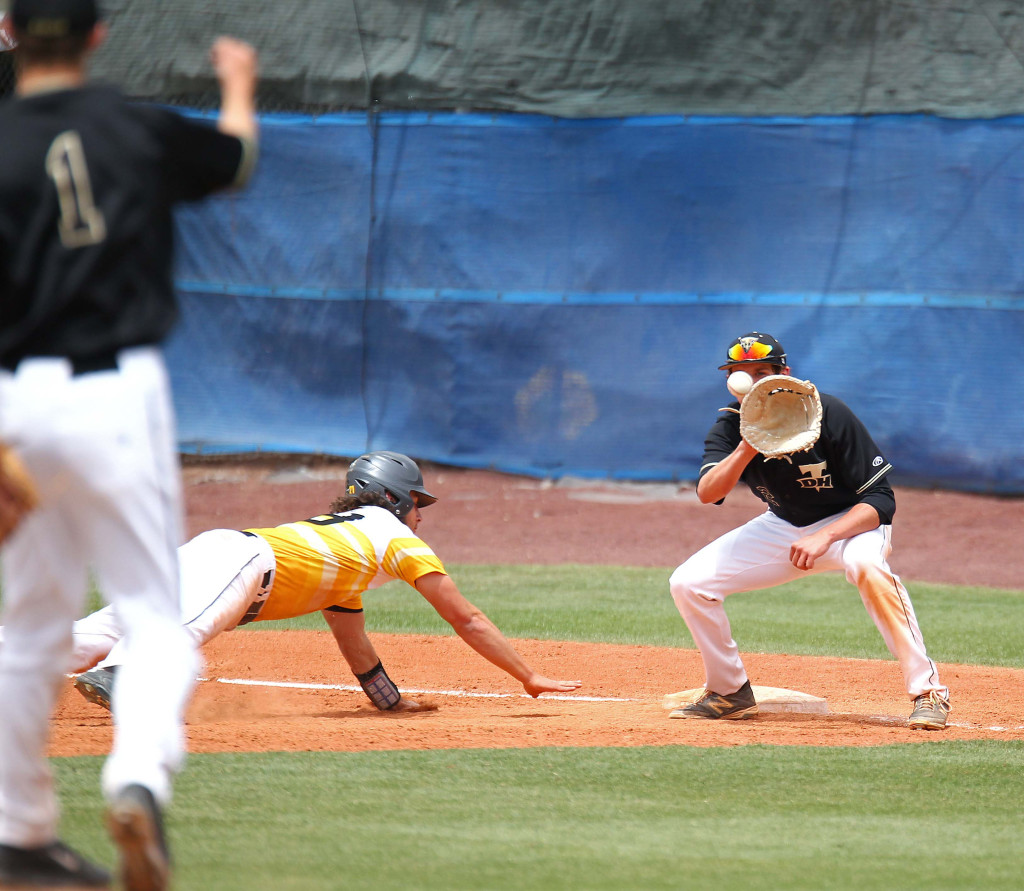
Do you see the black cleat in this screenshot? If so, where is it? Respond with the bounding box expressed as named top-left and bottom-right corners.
top-left (0, 839), bottom-right (110, 887)
top-left (72, 667), bottom-right (116, 711)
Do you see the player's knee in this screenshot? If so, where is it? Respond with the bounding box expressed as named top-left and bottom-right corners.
top-left (68, 635), bottom-right (114, 674)
top-left (669, 565), bottom-right (704, 613)
top-left (844, 555), bottom-right (884, 587)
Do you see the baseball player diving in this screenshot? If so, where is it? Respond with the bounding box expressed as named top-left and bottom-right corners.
top-left (668, 332), bottom-right (950, 729)
top-left (36, 451), bottom-right (582, 711)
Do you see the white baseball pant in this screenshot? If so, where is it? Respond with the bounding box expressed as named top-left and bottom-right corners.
top-left (65, 529), bottom-right (275, 673)
top-left (0, 348), bottom-right (198, 847)
top-left (669, 508), bottom-right (947, 700)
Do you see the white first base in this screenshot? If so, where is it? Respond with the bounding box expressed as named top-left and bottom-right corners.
top-left (663, 686), bottom-right (829, 715)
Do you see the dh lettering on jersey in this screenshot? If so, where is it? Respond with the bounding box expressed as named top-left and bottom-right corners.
top-left (797, 461), bottom-right (833, 490)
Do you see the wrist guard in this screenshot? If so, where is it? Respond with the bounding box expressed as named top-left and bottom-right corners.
top-left (355, 660), bottom-right (401, 710)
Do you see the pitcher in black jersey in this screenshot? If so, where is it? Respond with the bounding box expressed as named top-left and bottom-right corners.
top-left (0, 1), bottom-right (258, 888)
top-left (668, 332), bottom-right (950, 730)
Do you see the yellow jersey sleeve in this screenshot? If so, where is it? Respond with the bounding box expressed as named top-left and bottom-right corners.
top-left (245, 505), bottom-right (445, 622)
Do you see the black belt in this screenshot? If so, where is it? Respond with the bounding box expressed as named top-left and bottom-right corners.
top-left (237, 568), bottom-right (274, 626)
top-left (237, 530), bottom-right (273, 626)
top-left (0, 351), bottom-right (120, 376)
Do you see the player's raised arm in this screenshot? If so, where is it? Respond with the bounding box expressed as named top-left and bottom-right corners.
top-left (414, 571), bottom-right (581, 697)
top-left (210, 36), bottom-right (258, 176)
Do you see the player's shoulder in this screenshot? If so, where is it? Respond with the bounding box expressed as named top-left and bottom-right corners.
top-left (80, 82), bottom-right (124, 101)
top-left (819, 392), bottom-right (861, 422)
top-left (0, 83), bottom-right (110, 125)
top-left (88, 87), bottom-right (207, 138)
top-left (56, 82), bottom-right (128, 115)
top-left (333, 504), bottom-right (416, 535)
top-left (817, 392), bottom-right (880, 448)
top-left (707, 404), bottom-right (741, 436)
top-left (118, 92), bottom-right (192, 134)
top-left (42, 84), bottom-right (170, 140)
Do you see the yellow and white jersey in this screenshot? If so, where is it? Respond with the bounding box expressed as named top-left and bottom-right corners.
top-left (244, 505), bottom-right (445, 621)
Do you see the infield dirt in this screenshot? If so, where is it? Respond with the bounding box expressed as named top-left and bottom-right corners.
top-left (49, 458), bottom-right (1024, 755)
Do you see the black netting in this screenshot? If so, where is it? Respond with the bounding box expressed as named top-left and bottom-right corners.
top-left (6, 1), bottom-right (1024, 117)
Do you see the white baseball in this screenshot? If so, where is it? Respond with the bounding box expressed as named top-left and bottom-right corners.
top-left (727, 370), bottom-right (754, 398)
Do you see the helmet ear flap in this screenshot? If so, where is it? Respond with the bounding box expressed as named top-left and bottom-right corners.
top-left (346, 477), bottom-right (404, 517)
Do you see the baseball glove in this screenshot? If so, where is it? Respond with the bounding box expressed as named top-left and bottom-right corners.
top-left (0, 443), bottom-right (39, 543)
top-left (739, 375), bottom-right (822, 458)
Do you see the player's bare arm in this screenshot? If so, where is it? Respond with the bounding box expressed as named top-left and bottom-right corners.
top-left (321, 608), bottom-right (378, 674)
top-left (211, 37), bottom-right (258, 144)
top-left (321, 608), bottom-right (427, 712)
top-left (789, 502), bottom-right (883, 571)
top-left (696, 439), bottom-right (759, 504)
top-left (414, 572), bottom-right (582, 697)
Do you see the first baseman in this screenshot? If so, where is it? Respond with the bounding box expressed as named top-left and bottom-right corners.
top-left (54, 452), bottom-right (582, 712)
top-left (0, 1), bottom-right (258, 887)
top-left (668, 332), bottom-right (950, 729)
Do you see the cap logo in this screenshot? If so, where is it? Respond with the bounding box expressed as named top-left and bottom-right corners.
top-left (11, 0), bottom-right (99, 38)
top-left (27, 18), bottom-right (73, 37)
top-left (729, 337), bottom-right (774, 363)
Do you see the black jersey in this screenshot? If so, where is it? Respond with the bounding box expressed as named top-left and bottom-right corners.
top-left (0, 54), bottom-right (12, 101)
top-left (700, 393), bottom-right (896, 527)
top-left (0, 84), bottom-right (245, 365)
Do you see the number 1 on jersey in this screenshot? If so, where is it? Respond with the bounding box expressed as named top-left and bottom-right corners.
top-left (45, 130), bottom-right (107, 248)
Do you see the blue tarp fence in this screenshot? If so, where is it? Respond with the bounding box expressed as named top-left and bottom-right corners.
top-left (168, 111), bottom-right (1024, 493)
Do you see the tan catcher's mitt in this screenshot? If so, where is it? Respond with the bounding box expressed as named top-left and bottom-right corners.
top-left (0, 443), bottom-right (39, 544)
top-left (739, 375), bottom-right (823, 458)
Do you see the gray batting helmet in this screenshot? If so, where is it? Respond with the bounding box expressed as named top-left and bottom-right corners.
top-left (345, 451), bottom-right (437, 519)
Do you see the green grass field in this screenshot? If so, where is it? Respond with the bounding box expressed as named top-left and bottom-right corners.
top-left (268, 565), bottom-right (1024, 669)
top-left (16, 565), bottom-right (1024, 889)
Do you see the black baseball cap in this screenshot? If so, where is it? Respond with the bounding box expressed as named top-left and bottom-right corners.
top-left (11, 0), bottom-right (99, 38)
top-left (718, 332), bottom-right (787, 370)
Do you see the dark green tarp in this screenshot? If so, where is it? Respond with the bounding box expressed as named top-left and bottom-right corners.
top-left (73, 0), bottom-right (1024, 117)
